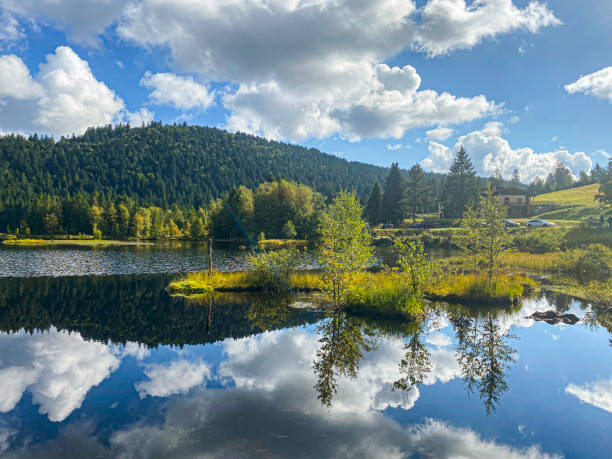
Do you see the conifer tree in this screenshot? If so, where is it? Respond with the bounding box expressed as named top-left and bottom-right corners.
top-left (382, 163), bottom-right (403, 224)
top-left (365, 181), bottom-right (383, 225)
top-left (401, 164), bottom-right (430, 222)
top-left (511, 169), bottom-right (520, 185)
top-left (441, 147), bottom-right (481, 218)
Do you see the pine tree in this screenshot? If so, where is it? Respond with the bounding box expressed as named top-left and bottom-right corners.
top-left (441, 147), bottom-right (481, 218)
top-left (401, 164), bottom-right (430, 222)
top-left (382, 163), bottom-right (403, 224)
top-left (365, 181), bottom-right (383, 225)
top-left (511, 169), bottom-right (520, 185)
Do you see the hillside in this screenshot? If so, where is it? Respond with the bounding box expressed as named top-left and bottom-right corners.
top-left (532, 183), bottom-right (599, 206)
top-left (0, 123), bottom-right (420, 209)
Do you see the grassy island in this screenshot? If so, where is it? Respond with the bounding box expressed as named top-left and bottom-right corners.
top-left (2, 238), bottom-right (149, 247)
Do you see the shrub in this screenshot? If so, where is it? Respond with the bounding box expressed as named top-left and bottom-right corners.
top-left (247, 248), bottom-right (299, 291)
top-left (512, 228), bottom-right (565, 253)
top-left (558, 244), bottom-right (612, 279)
top-left (563, 225), bottom-right (612, 249)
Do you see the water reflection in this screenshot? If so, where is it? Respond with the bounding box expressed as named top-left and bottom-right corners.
top-left (0, 275), bottom-right (611, 457)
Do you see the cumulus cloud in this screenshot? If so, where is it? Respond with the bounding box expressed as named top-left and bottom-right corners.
top-left (0, 328), bottom-right (121, 422)
top-left (421, 122), bottom-right (593, 182)
top-left (0, 0), bottom-right (126, 47)
top-left (135, 360), bottom-right (211, 398)
top-left (427, 126), bottom-right (454, 141)
top-left (140, 72), bottom-right (214, 110)
top-left (565, 378), bottom-right (612, 413)
top-left (387, 143), bottom-right (403, 150)
top-left (114, 0), bottom-right (557, 140)
top-left (124, 108), bottom-right (154, 126)
top-left (565, 66), bottom-right (612, 102)
top-left (0, 46), bottom-right (125, 136)
top-left (1, 1), bottom-right (561, 141)
top-left (414, 0), bottom-right (561, 57)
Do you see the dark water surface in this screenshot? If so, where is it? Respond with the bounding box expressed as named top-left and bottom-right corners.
top-left (0, 250), bottom-right (610, 457)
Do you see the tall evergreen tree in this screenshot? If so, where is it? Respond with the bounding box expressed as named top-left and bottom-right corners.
top-left (365, 181), bottom-right (383, 225)
top-left (441, 146), bottom-right (481, 218)
top-left (401, 164), bottom-right (430, 222)
top-left (382, 163), bottom-right (403, 224)
top-left (511, 169), bottom-right (520, 185)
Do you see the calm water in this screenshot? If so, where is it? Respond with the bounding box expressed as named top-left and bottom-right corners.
top-left (0, 251), bottom-right (610, 458)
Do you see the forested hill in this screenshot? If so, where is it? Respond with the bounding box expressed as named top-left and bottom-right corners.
top-left (0, 122), bottom-right (396, 208)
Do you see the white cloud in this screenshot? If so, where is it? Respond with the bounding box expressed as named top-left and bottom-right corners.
top-left (135, 360), bottom-right (211, 398)
top-left (0, 11), bottom-right (23, 45)
top-left (413, 0), bottom-right (561, 57)
top-left (565, 66), bottom-right (612, 102)
top-left (140, 72), bottom-right (215, 110)
top-left (565, 378), bottom-right (612, 413)
top-left (387, 143), bottom-right (403, 150)
top-left (421, 122), bottom-right (593, 182)
top-left (0, 0), bottom-right (126, 47)
top-left (426, 332), bottom-right (453, 347)
top-left (0, 46), bottom-right (125, 136)
top-left (1, 1), bottom-right (560, 141)
top-left (125, 108), bottom-right (154, 126)
top-left (0, 427), bottom-right (15, 455)
top-left (0, 328), bottom-right (121, 422)
top-left (427, 126), bottom-right (454, 141)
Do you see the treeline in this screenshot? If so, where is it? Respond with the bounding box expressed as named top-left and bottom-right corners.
top-left (0, 122), bottom-right (400, 230)
top-left (528, 160), bottom-right (603, 195)
top-left (4, 178), bottom-right (326, 241)
top-left (365, 147), bottom-right (484, 222)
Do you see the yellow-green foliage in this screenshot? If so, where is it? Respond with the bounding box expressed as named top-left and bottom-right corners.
top-left (168, 271), bottom-right (250, 293)
top-left (558, 244), bottom-right (612, 279)
top-left (257, 239), bottom-right (307, 246)
top-left (425, 273), bottom-right (538, 304)
top-left (2, 238), bottom-right (136, 247)
top-left (532, 183), bottom-right (599, 206)
top-left (499, 251), bottom-right (561, 273)
top-left (169, 270), bottom-right (325, 294)
top-left (344, 272), bottom-right (423, 319)
top-left (3, 238), bottom-right (49, 246)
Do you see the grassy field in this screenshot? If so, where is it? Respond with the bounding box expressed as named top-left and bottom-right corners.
top-left (532, 183), bottom-right (599, 206)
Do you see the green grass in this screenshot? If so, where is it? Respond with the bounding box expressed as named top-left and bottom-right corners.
top-left (168, 271), bottom-right (325, 294)
top-left (170, 270), bottom-right (539, 309)
top-left (532, 183), bottom-right (599, 206)
top-left (344, 272), bottom-right (424, 320)
top-left (425, 273), bottom-right (538, 305)
top-left (257, 239), bottom-right (307, 246)
top-left (2, 238), bottom-right (145, 247)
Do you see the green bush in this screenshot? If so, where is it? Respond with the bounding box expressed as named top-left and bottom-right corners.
top-left (512, 228), bottom-right (565, 253)
top-left (559, 244), bottom-right (612, 279)
top-left (563, 225), bottom-right (612, 249)
top-left (247, 248), bottom-right (298, 291)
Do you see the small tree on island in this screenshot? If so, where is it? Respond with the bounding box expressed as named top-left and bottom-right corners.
top-left (319, 191), bottom-right (375, 306)
top-left (454, 183), bottom-right (510, 289)
top-left (282, 220), bottom-right (297, 239)
top-left (394, 238), bottom-right (438, 298)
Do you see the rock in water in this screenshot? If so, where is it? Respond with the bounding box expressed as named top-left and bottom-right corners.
top-left (526, 310), bottom-right (580, 325)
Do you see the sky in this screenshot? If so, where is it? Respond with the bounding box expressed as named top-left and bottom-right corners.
top-left (0, 0), bottom-right (610, 183)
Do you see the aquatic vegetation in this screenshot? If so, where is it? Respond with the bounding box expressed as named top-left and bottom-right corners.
top-left (425, 273), bottom-right (538, 305)
top-left (558, 244), bottom-right (612, 279)
top-left (344, 272), bottom-right (424, 320)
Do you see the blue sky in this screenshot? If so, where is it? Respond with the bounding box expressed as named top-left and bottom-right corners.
top-left (0, 0), bottom-right (610, 182)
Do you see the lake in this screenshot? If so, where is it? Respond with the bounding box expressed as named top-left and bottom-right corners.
top-left (0, 247), bottom-right (610, 458)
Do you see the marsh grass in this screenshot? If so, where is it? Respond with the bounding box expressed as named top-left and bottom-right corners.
top-left (2, 238), bottom-right (141, 247)
top-left (344, 272), bottom-right (423, 319)
top-left (168, 270), bottom-right (325, 294)
top-left (425, 273), bottom-right (538, 305)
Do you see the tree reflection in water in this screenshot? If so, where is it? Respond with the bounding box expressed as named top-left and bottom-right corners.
top-left (313, 307), bottom-right (377, 407)
top-left (450, 310), bottom-right (517, 415)
top-left (393, 320), bottom-right (431, 393)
